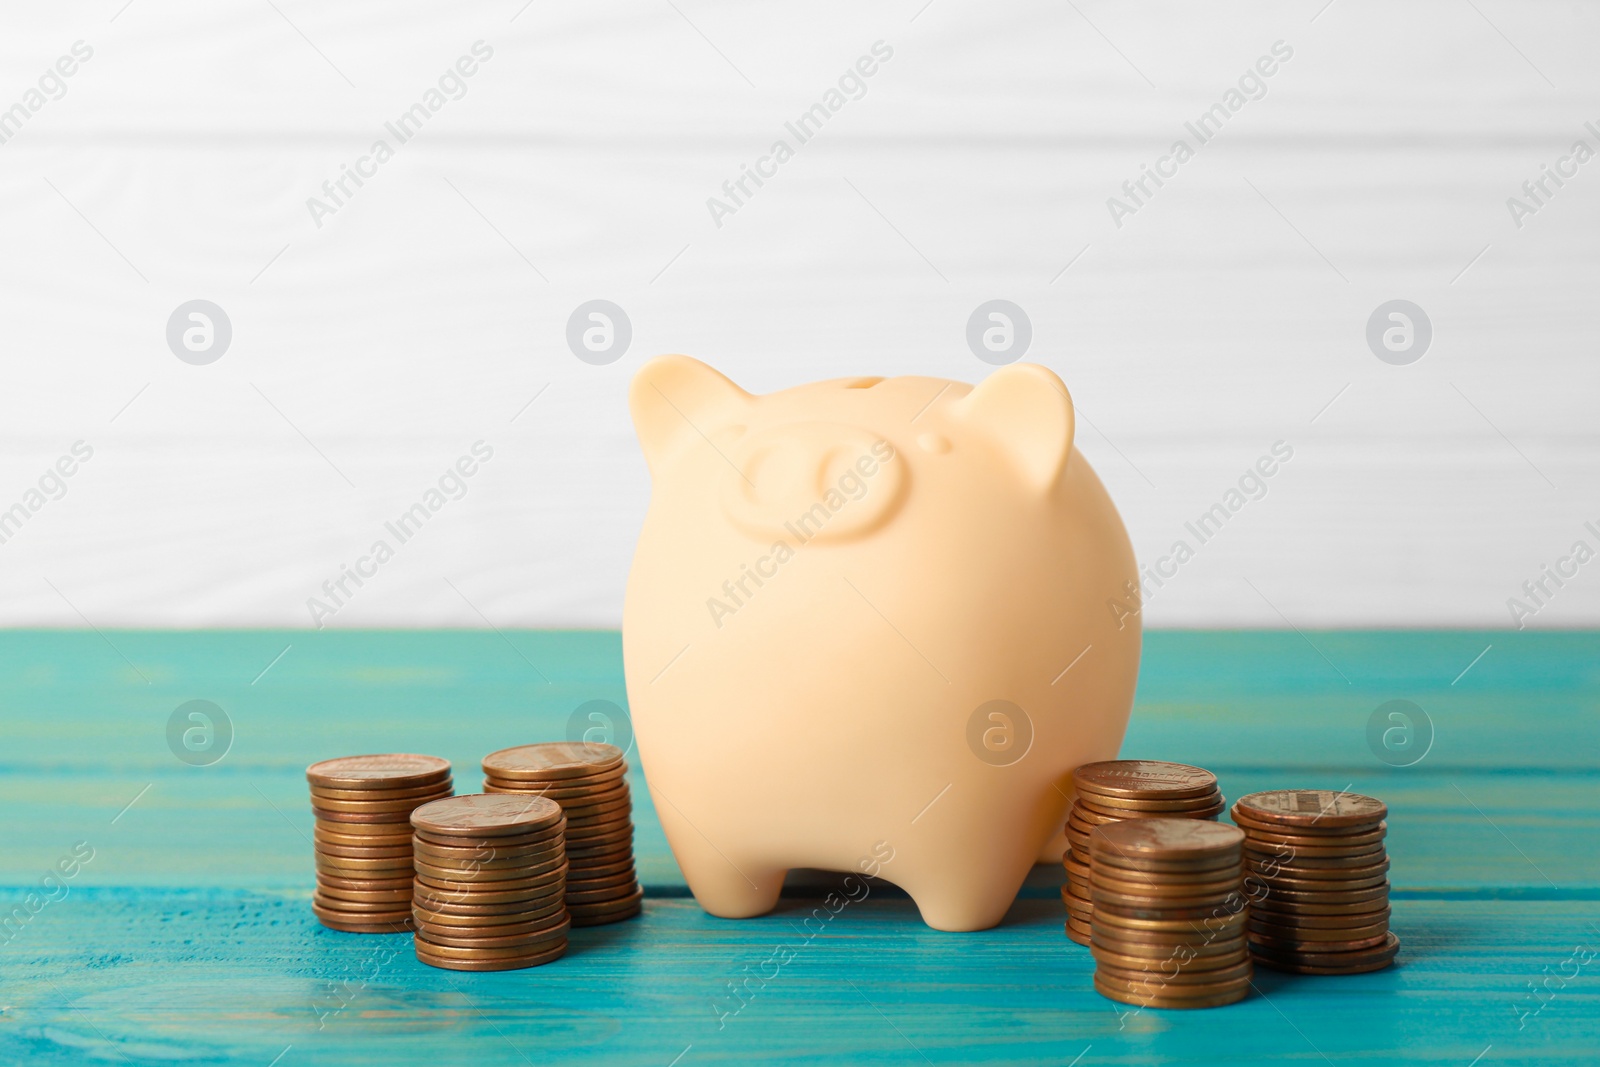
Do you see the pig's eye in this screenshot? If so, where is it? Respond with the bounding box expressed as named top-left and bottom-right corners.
top-left (918, 433), bottom-right (952, 454)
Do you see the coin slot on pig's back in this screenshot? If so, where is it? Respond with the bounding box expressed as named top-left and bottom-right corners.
top-left (720, 421), bottom-right (906, 544)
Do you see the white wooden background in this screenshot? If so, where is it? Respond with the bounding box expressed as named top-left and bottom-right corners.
top-left (0, 0), bottom-right (1596, 629)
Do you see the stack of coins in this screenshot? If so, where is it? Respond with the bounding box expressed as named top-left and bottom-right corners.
top-left (1232, 790), bottom-right (1399, 974)
top-left (307, 754), bottom-right (453, 933)
top-left (1064, 761), bottom-right (1224, 944)
top-left (482, 742), bottom-right (643, 926)
top-left (410, 794), bottom-right (571, 971)
top-left (1088, 819), bottom-right (1252, 1010)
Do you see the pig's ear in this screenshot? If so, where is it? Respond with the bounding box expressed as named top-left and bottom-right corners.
top-left (951, 363), bottom-right (1075, 491)
top-left (630, 355), bottom-right (752, 475)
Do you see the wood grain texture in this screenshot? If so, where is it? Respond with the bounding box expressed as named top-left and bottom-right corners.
top-left (1, 1), bottom-right (1598, 628)
top-left (1, 629), bottom-right (1596, 1063)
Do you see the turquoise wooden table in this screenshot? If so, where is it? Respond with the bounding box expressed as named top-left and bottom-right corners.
top-left (2, 630), bottom-right (1596, 1065)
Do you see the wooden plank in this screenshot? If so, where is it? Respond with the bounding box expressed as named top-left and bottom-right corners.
top-left (1, 894), bottom-right (1595, 1065)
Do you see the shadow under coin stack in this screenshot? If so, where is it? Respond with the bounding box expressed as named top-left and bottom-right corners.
top-left (1064, 760), bottom-right (1224, 945)
top-left (1232, 790), bottom-right (1399, 974)
top-left (482, 742), bottom-right (643, 926)
top-left (307, 754), bottom-right (453, 933)
top-left (410, 794), bottom-right (571, 971)
top-left (1088, 819), bottom-right (1252, 1010)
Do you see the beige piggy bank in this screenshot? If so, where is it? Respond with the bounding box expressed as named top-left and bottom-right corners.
top-left (622, 356), bottom-right (1141, 931)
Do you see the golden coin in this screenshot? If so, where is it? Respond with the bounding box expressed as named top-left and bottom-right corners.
top-left (414, 939), bottom-right (567, 971)
top-left (1066, 918), bottom-right (1093, 945)
top-left (414, 930), bottom-right (574, 960)
top-left (412, 888), bottom-right (565, 915)
top-left (484, 770), bottom-right (629, 794)
top-left (1249, 918), bottom-right (1389, 941)
top-left (1093, 909), bottom-right (1247, 935)
top-left (316, 841), bottom-right (414, 860)
top-left (566, 883), bottom-right (641, 905)
top-left (307, 754), bottom-right (452, 790)
top-left (565, 868), bottom-right (639, 893)
top-left (566, 886), bottom-right (644, 914)
top-left (1070, 804), bottom-right (1124, 827)
top-left (413, 844), bottom-right (565, 870)
top-left (315, 915), bottom-right (415, 934)
top-left (415, 869), bottom-right (566, 894)
top-left (1250, 928), bottom-right (1390, 953)
top-left (314, 882), bottom-right (414, 903)
top-left (563, 798), bottom-right (633, 824)
top-left (1249, 905), bottom-right (1390, 928)
top-left (315, 852), bottom-right (416, 871)
top-left (1241, 821), bottom-right (1387, 848)
top-left (1245, 845), bottom-right (1387, 868)
top-left (481, 742), bottom-right (625, 781)
top-left (311, 780), bottom-right (455, 802)
top-left (411, 793), bottom-right (565, 837)
top-left (1094, 853), bottom-right (1241, 878)
top-left (1077, 788), bottom-right (1224, 814)
top-left (414, 861), bottom-right (567, 887)
top-left (313, 876), bottom-right (413, 895)
top-left (1093, 898), bottom-right (1245, 923)
top-left (569, 902), bottom-right (642, 927)
top-left (1233, 790), bottom-right (1386, 830)
top-left (1096, 959), bottom-right (1253, 986)
top-left (569, 855), bottom-right (636, 879)
top-left (312, 807), bottom-right (417, 824)
top-left (413, 824), bottom-right (564, 853)
top-left (313, 904), bottom-right (414, 928)
top-left (1247, 868), bottom-right (1389, 892)
top-left (1094, 967), bottom-right (1253, 997)
top-left (314, 819), bottom-right (414, 840)
top-left (414, 897), bottom-right (567, 927)
top-left (413, 875), bottom-right (566, 902)
top-left (1251, 932), bottom-right (1400, 973)
top-left (1088, 953), bottom-right (1248, 979)
top-left (1247, 859), bottom-right (1390, 884)
top-left (414, 915), bottom-right (570, 949)
top-left (1092, 869), bottom-right (1240, 895)
top-left (1250, 896), bottom-right (1390, 917)
top-left (565, 848), bottom-right (633, 872)
top-left (1093, 975), bottom-right (1249, 1009)
top-left (307, 792), bottom-right (452, 814)
top-left (1092, 927), bottom-right (1247, 955)
top-left (1092, 819), bottom-right (1243, 864)
top-left (1072, 760), bottom-right (1218, 801)
top-left (1246, 880), bottom-right (1390, 905)
top-left (567, 832), bottom-right (635, 856)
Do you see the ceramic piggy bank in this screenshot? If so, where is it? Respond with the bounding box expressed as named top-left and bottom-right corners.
top-left (622, 356), bottom-right (1141, 931)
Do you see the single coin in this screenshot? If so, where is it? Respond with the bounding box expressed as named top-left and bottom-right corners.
top-left (1091, 927), bottom-right (1248, 954)
top-left (1245, 880), bottom-right (1390, 906)
top-left (1247, 868), bottom-right (1390, 892)
top-left (415, 869), bottom-right (567, 895)
top-left (414, 940), bottom-right (567, 971)
top-left (1245, 845), bottom-right (1387, 867)
top-left (567, 856), bottom-right (636, 879)
top-left (316, 852), bottom-right (417, 871)
top-left (1090, 891), bottom-right (1244, 917)
top-left (1065, 903), bottom-right (1095, 925)
top-left (412, 847), bottom-right (567, 873)
top-left (1093, 975), bottom-right (1249, 1009)
top-left (1094, 852), bottom-right (1242, 878)
top-left (1077, 788), bottom-right (1224, 814)
top-left (1233, 790), bottom-right (1387, 830)
top-left (1070, 804), bottom-right (1124, 827)
top-left (312, 890), bottom-right (416, 912)
top-left (483, 770), bottom-right (628, 797)
top-left (1090, 943), bottom-right (1247, 973)
top-left (481, 742), bottom-right (625, 781)
top-left (307, 793), bottom-right (452, 815)
top-left (566, 848), bottom-right (633, 872)
top-left (312, 807), bottom-right (417, 824)
top-left (1092, 869), bottom-right (1241, 895)
top-left (567, 831), bottom-right (635, 854)
top-left (1250, 895), bottom-right (1390, 917)
top-left (1232, 810), bottom-right (1381, 839)
top-left (412, 888), bottom-right (566, 916)
top-left (1097, 959), bottom-right (1253, 987)
top-left (413, 824), bottom-right (564, 853)
top-left (570, 902), bottom-right (642, 927)
top-left (1073, 761), bottom-right (1218, 801)
top-left (313, 884), bottom-right (414, 904)
top-left (541, 782), bottom-right (631, 806)
top-left (315, 915), bottom-right (415, 934)
top-left (1094, 967), bottom-right (1253, 996)
top-left (413, 838), bottom-right (562, 864)
top-left (412, 794), bottom-right (564, 838)
top-left (414, 928), bottom-right (575, 960)
top-left (316, 842), bottom-right (415, 860)
top-left (1093, 909), bottom-right (1247, 935)
top-left (1092, 899), bottom-right (1246, 923)
top-left (564, 869), bottom-right (639, 893)
top-left (314, 820), bottom-right (415, 841)
top-left (566, 883), bottom-right (642, 905)
top-left (414, 861), bottom-right (567, 888)
top-left (312, 902), bottom-right (414, 923)
top-left (565, 816), bottom-right (634, 839)
top-left (311, 780), bottom-right (455, 802)
top-left (1247, 858), bottom-right (1390, 883)
top-left (1066, 917), bottom-right (1094, 944)
top-left (415, 914), bottom-right (570, 948)
top-left (414, 898), bottom-right (567, 928)
top-left (1092, 819), bottom-right (1244, 863)
top-left (566, 886), bottom-right (644, 914)
top-left (563, 800), bottom-right (634, 825)
top-left (1248, 906), bottom-right (1390, 929)
top-left (1249, 921), bottom-right (1391, 945)
top-left (1240, 822), bottom-right (1387, 849)
top-left (416, 883), bottom-right (566, 908)
top-left (307, 754), bottom-right (451, 790)
top-left (315, 872), bottom-right (415, 891)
